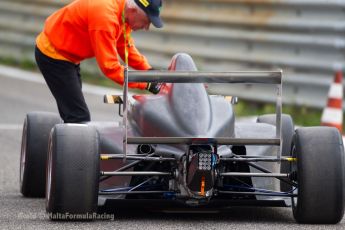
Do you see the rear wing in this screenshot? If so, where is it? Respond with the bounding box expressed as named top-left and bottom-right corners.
top-left (122, 70), bottom-right (283, 161)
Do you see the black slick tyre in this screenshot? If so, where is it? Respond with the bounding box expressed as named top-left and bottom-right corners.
top-left (46, 124), bottom-right (100, 220)
top-left (291, 127), bottom-right (345, 224)
top-left (20, 112), bottom-right (61, 197)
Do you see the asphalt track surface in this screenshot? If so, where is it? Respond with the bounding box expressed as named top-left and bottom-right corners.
top-left (0, 65), bottom-right (344, 229)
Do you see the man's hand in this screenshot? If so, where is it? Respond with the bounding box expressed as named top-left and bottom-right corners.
top-left (146, 82), bottom-right (162, 94)
top-left (146, 67), bottom-right (162, 94)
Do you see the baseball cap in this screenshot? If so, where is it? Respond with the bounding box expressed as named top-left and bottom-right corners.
top-left (134, 0), bottom-right (163, 28)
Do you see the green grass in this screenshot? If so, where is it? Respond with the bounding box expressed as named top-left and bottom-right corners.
top-left (80, 70), bottom-right (117, 88)
top-left (234, 100), bottom-right (323, 127)
top-left (0, 57), bottom-right (145, 93)
top-left (0, 57), bottom-right (335, 128)
top-left (0, 57), bottom-right (37, 71)
top-left (0, 57), bottom-right (118, 88)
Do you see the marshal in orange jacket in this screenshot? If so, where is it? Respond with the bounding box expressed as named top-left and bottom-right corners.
top-left (36, 0), bottom-right (151, 89)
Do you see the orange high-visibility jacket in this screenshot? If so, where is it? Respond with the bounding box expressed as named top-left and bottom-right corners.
top-left (37, 0), bottom-right (151, 89)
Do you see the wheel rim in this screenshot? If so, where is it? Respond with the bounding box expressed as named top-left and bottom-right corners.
top-left (46, 133), bottom-right (53, 208)
top-left (19, 119), bottom-right (27, 188)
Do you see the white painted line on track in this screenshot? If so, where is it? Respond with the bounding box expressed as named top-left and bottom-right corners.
top-left (0, 64), bottom-right (122, 96)
top-left (0, 65), bottom-right (45, 84)
top-left (0, 124), bottom-right (22, 130)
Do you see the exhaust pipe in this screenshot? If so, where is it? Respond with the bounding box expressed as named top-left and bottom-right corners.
top-left (138, 144), bottom-right (154, 154)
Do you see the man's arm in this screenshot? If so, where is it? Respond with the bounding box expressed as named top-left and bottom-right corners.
top-left (117, 28), bottom-right (163, 94)
top-left (117, 27), bottom-right (152, 71)
top-left (89, 29), bottom-right (147, 89)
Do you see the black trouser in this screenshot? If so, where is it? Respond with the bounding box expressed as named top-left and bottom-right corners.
top-left (35, 46), bottom-right (91, 123)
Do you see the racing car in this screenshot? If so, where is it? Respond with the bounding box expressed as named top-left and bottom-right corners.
top-left (20, 53), bottom-right (345, 224)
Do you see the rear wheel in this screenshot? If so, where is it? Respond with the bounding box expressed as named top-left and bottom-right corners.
top-left (291, 127), bottom-right (345, 224)
top-left (257, 114), bottom-right (294, 192)
top-left (46, 124), bottom-right (100, 220)
top-left (20, 112), bottom-right (61, 197)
